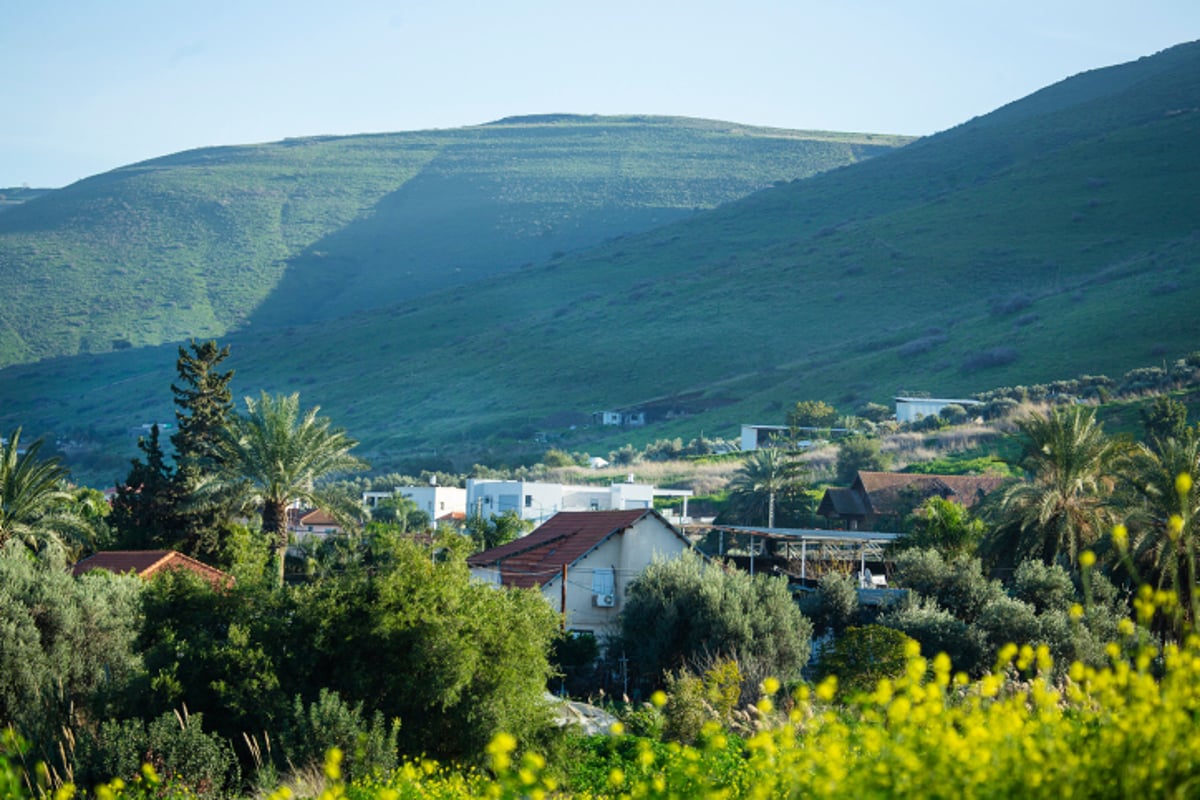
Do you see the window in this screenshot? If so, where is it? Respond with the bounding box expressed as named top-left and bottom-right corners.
top-left (591, 568), bottom-right (614, 596)
top-left (525, 495), bottom-right (533, 508)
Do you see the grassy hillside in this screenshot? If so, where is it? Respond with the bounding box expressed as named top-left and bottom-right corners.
top-left (3, 42), bottom-right (1199, 487)
top-left (0, 117), bottom-right (906, 368)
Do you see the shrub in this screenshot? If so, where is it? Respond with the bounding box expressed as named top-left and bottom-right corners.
top-left (961, 346), bottom-right (1018, 373)
top-left (619, 552), bottom-right (813, 694)
top-left (75, 710), bottom-right (240, 799)
top-left (282, 689), bottom-right (399, 780)
top-left (891, 549), bottom-right (1004, 623)
top-left (1010, 560), bottom-right (1077, 614)
top-left (879, 596), bottom-right (987, 675)
top-left (801, 571), bottom-right (860, 635)
top-left (813, 625), bottom-right (915, 698)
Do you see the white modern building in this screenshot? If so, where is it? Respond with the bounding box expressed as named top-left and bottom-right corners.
top-left (466, 479), bottom-right (692, 525)
top-left (362, 485), bottom-right (467, 523)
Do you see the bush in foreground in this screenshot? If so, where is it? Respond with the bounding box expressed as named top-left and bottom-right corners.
top-left (10, 595), bottom-right (1200, 798)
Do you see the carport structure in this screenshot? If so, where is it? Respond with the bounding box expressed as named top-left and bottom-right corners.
top-left (694, 525), bottom-right (902, 584)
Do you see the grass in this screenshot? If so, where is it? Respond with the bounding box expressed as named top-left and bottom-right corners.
top-left (0, 117), bottom-right (906, 369)
top-left (2, 44), bottom-right (1200, 485)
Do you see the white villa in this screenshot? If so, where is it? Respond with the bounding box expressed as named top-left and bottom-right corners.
top-left (362, 484), bottom-right (468, 523)
top-left (466, 478), bottom-right (693, 525)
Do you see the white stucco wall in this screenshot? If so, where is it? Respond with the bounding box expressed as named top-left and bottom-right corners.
top-left (543, 516), bottom-right (694, 635)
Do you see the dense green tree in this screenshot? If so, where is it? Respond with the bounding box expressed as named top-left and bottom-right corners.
top-left (1140, 395), bottom-right (1188, 446)
top-left (814, 625), bottom-right (915, 698)
top-left (218, 392), bottom-right (368, 586)
top-left (371, 494), bottom-right (431, 532)
top-left (109, 424), bottom-right (183, 550)
top-left (899, 496), bottom-right (987, 557)
top-left (725, 448), bottom-right (805, 527)
top-left (835, 436), bottom-right (892, 485)
top-left (467, 509), bottom-right (531, 551)
top-left (0, 428), bottom-right (87, 555)
top-left (799, 570), bottom-right (861, 636)
top-left (542, 448), bottom-right (579, 467)
top-left (136, 569), bottom-right (288, 743)
top-left (290, 537), bottom-right (559, 761)
top-left (170, 341), bottom-right (234, 468)
top-left (619, 552), bottom-right (813, 693)
top-left (857, 402), bottom-right (894, 424)
top-left (0, 542), bottom-right (144, 766)
top-left (982, 406), bottom-right (1122, 568)
top-left (881, 548), bottom-right (1117, 676)
top-left (788, 400), bottom-right (838, 430)
top-left (890, 549), bottom-right (1005, 624)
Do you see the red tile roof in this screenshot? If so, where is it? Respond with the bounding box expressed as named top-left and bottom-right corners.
top-left (854, 471), bottom-right (1007, 515)
top-left (467, 509), bottom-right (676, 589)
top-left (72, 550), bottom-right (233, 589)
top-left (299, 508), bottom-right (339, 527)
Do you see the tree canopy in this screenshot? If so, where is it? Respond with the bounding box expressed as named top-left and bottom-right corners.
top-left (619, 552), bottom-right (813, 693)
top-left (219, 391), bottom-right (369, 585)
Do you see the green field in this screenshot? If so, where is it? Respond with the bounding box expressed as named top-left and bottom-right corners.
top-left (2, 42), bottom-right (1199, 486)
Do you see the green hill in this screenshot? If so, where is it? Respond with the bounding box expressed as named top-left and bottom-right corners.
top-left (3, 41), bottom-right (1199, 487)
top-left (0, 117), bottom-right (905, 368)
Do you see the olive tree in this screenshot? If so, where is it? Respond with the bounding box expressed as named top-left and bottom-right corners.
top-left (619, 552), bottom-right (813, 695)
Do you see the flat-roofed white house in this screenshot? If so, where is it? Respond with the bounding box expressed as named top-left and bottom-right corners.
top-left (362, 485), bottom-right (467, 524)
top-left (894, 397), bottom-right (983, 424)
top-left (466, 479), bottom-right (692, 525)
top-left (467, 509), bottom-right (697, 635)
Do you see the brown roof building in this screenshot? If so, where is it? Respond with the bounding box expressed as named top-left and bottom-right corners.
top-left (467, 509), bottom-right (696, 634)
top-left (72, 550), bottom-right (233, 589)
top-left (817, 471), bottom-right (1007, 530)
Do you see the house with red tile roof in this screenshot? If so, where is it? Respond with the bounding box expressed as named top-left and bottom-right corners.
top-left (817, 471), bottom-right (1008, 531)
top-left (466, 509), bottom-right (697, 635)
top-left (72, 550), bottom-right (233, 589)
top-left (289, 507), bottom-right (342, 539)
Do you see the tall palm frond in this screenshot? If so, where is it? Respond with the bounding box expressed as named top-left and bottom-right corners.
top-left (727, 448), bottom-right (804, 527)
top-left (1119, 430), bottom-right (1200, 620)
top-left (0, 428), bottom-right (89, 555)
top-left (984, 406), bottom-right (1123, 567)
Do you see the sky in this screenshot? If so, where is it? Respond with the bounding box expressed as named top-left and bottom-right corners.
top-left (3, 1), bottom-right (1198, 188)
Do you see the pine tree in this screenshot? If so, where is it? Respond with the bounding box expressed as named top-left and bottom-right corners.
top-left (110, 424), bottom-right (181, 548)
top-left (170, 340), bottom-right (239, 558)
top-left (171, 340), bottom-right (234, 469)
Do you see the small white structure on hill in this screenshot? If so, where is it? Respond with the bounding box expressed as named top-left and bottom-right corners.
top-left (894, 396), bottom-right (983, 423)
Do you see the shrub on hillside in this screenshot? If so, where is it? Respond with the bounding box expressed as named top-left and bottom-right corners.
top-left (961, 346), bottom-right (1018, 373)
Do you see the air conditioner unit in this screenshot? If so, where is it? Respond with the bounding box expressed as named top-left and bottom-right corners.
top-left (594, 593), bottom-right (616, 608)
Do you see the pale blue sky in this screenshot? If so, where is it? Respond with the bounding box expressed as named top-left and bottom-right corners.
top-left (3, 1), bottom-right (1198, 187)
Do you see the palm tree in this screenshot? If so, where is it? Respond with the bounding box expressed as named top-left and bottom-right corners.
top-left (0, 428), bottom-right (88, 555)
top-left (727, 448), bottom-right (803, 527)
top-left (1120, 430), bottom-right (1200, 622)
top-left (219, 393), bottom-right (368, 586)
top-left (983, 406), bottom-right (1122, 568)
